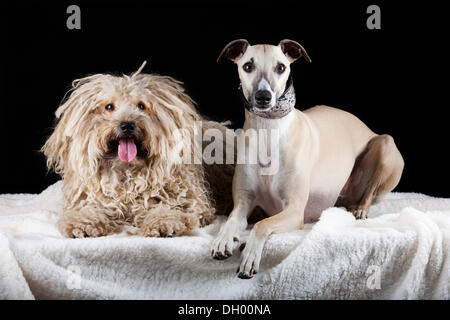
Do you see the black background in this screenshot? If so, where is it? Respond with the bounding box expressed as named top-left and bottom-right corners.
top-left (0, 0), bottom-right (448, 196)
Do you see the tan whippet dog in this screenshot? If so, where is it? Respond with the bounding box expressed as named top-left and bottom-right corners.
top-left (210, 39), bottom-right (404, 279)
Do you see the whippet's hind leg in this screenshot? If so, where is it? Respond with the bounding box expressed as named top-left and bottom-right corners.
top-left (336, 134), bottom-right (404, 219)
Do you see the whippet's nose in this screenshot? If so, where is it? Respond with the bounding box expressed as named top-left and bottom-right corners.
top-left (120, 121), bottom-right (136, 133)
top-left (255, 90), bottom-right (272, 107)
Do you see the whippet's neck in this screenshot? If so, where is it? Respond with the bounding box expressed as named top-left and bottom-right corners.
top-left (244, 108), bottom-right (298, 169)
top-left (244, 109), bottom-right (297, 131)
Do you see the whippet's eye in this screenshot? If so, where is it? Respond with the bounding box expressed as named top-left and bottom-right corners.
top-left (243, 62), bottom-right (254, 73)
top-left (137, 102), bottom-right (146, 110)
top-left (105, 104), bottom-right (115, 112)
top-left (276, 63), bottom-right (286, 74)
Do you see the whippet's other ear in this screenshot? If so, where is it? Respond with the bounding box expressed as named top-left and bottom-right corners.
top-left (279, 39), bottom-right (312, 63)
top-left (217, 39), bottom-right (250, 63)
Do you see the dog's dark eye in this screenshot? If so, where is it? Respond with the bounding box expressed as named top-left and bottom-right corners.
top-left (105, 104), bottom-right (115, 112)
top-left (137, 102), bottom-right (146, 111)
top-left (243, 62), bottom-right (254, 73)
top-left (276, 63), bottom-right (286, 74)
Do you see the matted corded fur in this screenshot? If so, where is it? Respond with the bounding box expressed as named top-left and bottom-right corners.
top-left (42, 66), bottom-right (234, 238)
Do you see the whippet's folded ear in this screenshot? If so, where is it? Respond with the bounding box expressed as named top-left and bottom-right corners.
top-left (279, 39), bottom-right (312, 63)
top-left (217, 39), bottom-right (250, 63)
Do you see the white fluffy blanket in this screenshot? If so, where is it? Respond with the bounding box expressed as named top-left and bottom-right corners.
top-left (0, 181), bottom-right (449, 300)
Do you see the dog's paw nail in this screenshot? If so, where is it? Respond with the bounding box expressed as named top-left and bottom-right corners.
top-left (212, 252), bottom-right (227, 260)
top-left (239, 243), bottom-right (246, 251)
top-left (350, 207), bottom-right (369, 220)
top-left (237, 272), bottom-right (252, 279)
top-left (71, 228), bottom-right (85, 238)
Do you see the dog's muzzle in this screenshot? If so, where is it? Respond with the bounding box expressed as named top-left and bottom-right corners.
top-left (106, 122), bottom-right (147, 163)
top-left (239, 76), bottom-right (296, 119)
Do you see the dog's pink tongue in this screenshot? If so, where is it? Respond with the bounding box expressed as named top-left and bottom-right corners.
top-left (118, 138), bottom-right (137, 163)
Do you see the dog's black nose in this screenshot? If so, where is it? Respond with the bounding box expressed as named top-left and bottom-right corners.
top-left (255, 90), bottom-right (272, 107)
top-left (120, 121), bottom-right (136, 133)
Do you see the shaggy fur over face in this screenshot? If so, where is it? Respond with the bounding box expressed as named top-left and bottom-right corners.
top-left (42, 67), bottom-right (234, 238)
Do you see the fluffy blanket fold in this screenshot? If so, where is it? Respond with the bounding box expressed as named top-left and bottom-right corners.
top-left (0, 182), bottom-right (449, 299)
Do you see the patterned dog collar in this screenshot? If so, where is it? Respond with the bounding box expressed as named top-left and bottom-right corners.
top-left (239, 76), bottom-right (296, 119)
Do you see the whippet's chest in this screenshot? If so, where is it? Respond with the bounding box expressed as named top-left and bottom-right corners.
top-left (246, 110), bottom-right (347, 222)
top-left (245, 112), bottom-right (296, 216)
top-left (254, 170), bottom-right (286, 216)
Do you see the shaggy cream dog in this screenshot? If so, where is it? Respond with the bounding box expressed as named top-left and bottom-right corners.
top-left (42, 64), bottom-right (234, 238)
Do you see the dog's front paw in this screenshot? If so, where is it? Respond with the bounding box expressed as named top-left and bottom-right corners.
top-left (59, 221), bottom-right (111, 238)
top-left (138, 215), bottom-right (187, 237)
top-left (211, 218), bottom-right (240, 260)
top-left (211, 234), bottom-right (239, 260)
top-left (237, 231), bottom-right (264, 279)
top-left (57, 208), bottom-right (119, 238)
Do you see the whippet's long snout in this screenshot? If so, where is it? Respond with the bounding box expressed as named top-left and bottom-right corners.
top-left (254, 90), bottom-right (272, 107)
top-left (254, 78), bottom-right (274, 108)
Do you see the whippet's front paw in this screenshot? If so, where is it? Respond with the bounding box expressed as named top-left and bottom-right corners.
top-left (237, 232), bottom-right (264, 279)
top-left (211, 234), bottom-right (239, 260)
top-left (211, 220), bottom-right (240, 260)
